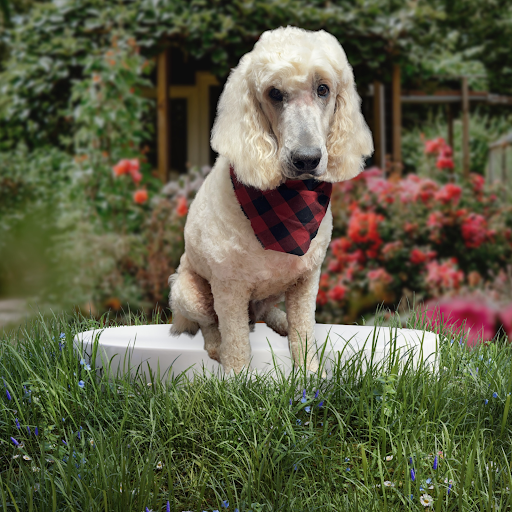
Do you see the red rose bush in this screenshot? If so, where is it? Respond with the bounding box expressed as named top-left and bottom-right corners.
top-left (317, 143), bottom-right (512, 344)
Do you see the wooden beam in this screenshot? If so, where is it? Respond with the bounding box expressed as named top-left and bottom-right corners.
top-left (373, 81), bottom-right (386, 172)
top-left (157, 48), bottom-right (170, 183)
top-left (392, 64), bottom-right (402, 176)
top-left (462, 76), bottom-right (470, 179)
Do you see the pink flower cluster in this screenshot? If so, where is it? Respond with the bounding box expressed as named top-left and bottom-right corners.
top-left (317, 158), bottom-right (512, 333)
top-left (423, 298), bottom-right (512, 346)
top-left (113, 158), bottom-right (142, 184)
top-left (112, 158), bottom-right (148, 205)
top-left (424, 137), bottom-right (455, 170)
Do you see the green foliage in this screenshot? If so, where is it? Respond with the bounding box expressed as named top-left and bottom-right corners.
top-left (0, 145), bottom-right (73, 298)
top-left (0, 312), bottom-right (512, 509)
top-left (0, 33), bottom-right (183, 313)
top-left (70, 32), bottom-right (156, 233)
top-left (0, 0), bottom-right (449, 148)
top-left (440, 0), bottom-right (512, 95)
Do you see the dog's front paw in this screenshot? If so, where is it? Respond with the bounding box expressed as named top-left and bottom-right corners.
top-left (220, 355), bottom-right (251, 375)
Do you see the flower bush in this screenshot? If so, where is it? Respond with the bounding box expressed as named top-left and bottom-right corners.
top-left (316, 142), bottom-right (512, 327)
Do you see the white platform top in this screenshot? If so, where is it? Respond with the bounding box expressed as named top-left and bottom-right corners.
top-left (74, 323), bottom-right (439, 381)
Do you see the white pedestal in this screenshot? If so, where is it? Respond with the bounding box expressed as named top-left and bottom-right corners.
top-left (74, 324), bottom-right (439, 381)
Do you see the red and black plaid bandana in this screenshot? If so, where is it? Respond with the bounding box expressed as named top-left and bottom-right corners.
top-left (230, 166), bottom-right (332, 256)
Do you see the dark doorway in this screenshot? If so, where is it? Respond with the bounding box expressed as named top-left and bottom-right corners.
top-left (170, 98), bottom-right (188, 174)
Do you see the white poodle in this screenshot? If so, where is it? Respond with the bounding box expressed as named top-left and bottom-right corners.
top-left (169, 26), bottom-right (373, 374)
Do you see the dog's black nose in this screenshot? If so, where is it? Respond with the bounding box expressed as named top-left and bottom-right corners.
top-left (291, 147), bottom-right (322, 172)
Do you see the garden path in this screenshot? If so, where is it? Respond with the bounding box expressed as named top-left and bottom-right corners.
top-left (0, 298), bottom-right (26, 329)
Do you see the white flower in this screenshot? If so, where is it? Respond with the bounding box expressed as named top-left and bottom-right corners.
top-left (23, 455), bottom-right (32, 461)
top-left (12, 454), bottom-right (20, 459)
top-left (32, 466), bottom-right (40, 472)
top-left (156, 461), bottom-right (163, 470)
top-left (385, 455), bottom-right (393, 461)
top-left (383, 481), bottom-right (395, 487)
top-left (420, 493), bottom-right (434, 507)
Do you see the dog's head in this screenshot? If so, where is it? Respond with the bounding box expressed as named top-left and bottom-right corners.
top-left (211, 26), bottom-right (373, 190)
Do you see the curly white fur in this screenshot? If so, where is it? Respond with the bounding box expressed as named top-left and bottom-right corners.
top-left (170, 26), bottom-right (373, 374)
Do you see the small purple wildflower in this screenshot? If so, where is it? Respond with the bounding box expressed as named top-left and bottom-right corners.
top-left (293, 464), bottom-right (297, 471)
top-left (318, 401), bottom-right (324, 408)
top-left (314, 390), bottom-right (319, 399)
top-left (305, 406), bottom-right (311, 413)
top-left (448, 483), bottom-right (452, 495)
top-left (411, 469), bottom-right (416, 481)
top-left (62, 440), bottom-right (67, 445)
top-left (6, 389), bottom-right (11, 401)
top-left (485, 399), bottom-right (489, 405)
top-left (15, 418), bottom-right (20, 429)
top-left (301, 390), bottom-right (307, 403)
top-left (433, 456), bottom-right (438, 470)
top-left (78, 380), bottom-right (85, 388)
top-left (145, 508), bottom-right (151, 512)
top-left (409, 457), bottom-right (414, 466)
top-left (27, 426), bottom-right (30, 435)
top-left (222, 501), bottom-right (229, 508)
top-left (10, 437), bottom-right (19, 446)
top-left (493, 392), bottom-right (498, 399)
top-left (296, 419), bottom-right (301, 425)
top-left (35, 427), bottom-right (38, 436)
top-left (166, 501), bottom-right (170, 512)
top-left (289, 398), bottom-right (292, 406)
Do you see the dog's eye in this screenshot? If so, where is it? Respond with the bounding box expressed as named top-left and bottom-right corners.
top-left (269, 88), bottom-right (283, 102)
top-left (317, 84), bottom-right (329, 97)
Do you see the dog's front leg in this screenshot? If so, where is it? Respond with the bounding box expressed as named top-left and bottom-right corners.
top-left (210, 278), bottom-right (252, 374)
top-left (285, 269), bottom-right (321, 372)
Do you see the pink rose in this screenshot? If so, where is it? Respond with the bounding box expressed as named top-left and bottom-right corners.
top-left (423, 298), bottom-right (497, 347)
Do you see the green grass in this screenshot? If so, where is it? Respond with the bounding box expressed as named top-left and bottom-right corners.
top-left (1, 311), bottom-right (512, 511)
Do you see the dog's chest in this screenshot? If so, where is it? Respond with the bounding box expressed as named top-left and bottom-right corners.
top-left (184, 161), bottom-right (332, 294)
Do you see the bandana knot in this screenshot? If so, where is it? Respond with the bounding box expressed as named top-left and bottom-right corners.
top-left (230, 166), bottom-right (332, 256)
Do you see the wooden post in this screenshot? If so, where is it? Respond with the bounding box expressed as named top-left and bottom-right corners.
top-left (392, 64), bottom-right (402, 176)
top-left (373, 81), bottom-right (386, 173)
top-left (462, 76), bottom-right (470, 179)
top-left (157, 48), bottom-right (170, 183)
top-left (502, 145), bottom-right (507, 184)
top-left (447, 103), bottom-right (454, 150)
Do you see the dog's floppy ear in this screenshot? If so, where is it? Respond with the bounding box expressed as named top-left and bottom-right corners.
top-left (325, 60), bottom-right (374, 182)
top-left (211, 56), bottom-right (282, 190)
